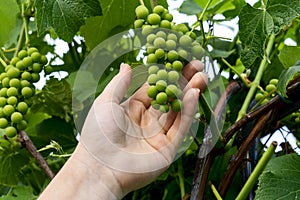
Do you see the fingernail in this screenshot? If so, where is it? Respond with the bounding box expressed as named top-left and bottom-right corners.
top-left (120, 63), bottom-right (127, 72)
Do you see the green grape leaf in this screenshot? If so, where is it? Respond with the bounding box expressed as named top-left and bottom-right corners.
top-left (25, 112), bottom-right (52, 137)
top-left (0, 186), bottom-right (37, 200)
top-left (277, 63), bottom-right (300, 98)
top-left (0, 150), bottom-right (29, 186)
top-left (279, 45), bottom-right (300, 68)
top-left (255, 154), bottom-right (300, 200)
top-left (35, 0), bottom-right (102, 42)
top-left (80, 0), bottom-right (139, 50)
top-left (178, 0), bottom-right (203, 15)
top-left (239, 1), bottom-right (300, 67)
top-left (194, 0), bottom-right (237, 15)
top-left (31, 78), bottom-right (72, 122)
top-left (0, 1), bottom-right (19, 47)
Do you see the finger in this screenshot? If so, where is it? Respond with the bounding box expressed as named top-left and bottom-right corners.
top-left (182, 72), bottom-right (208, 94)
top-left (124, 83), bottom-right (152, 109)
top-left (182, 60), bottom-right (204, 80)
top-left (97, 63), bottom-right (132, 104)
top-left (167, 88), bottom-right (200, 148)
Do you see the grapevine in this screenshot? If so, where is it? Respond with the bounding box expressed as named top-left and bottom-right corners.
top-left (134, 4), bottom-right (205, 112)
top-left (0, 48), bottom-right (47, 138)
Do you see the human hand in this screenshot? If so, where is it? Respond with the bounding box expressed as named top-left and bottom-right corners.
top-left (79, 60), bottom-right (208, 197)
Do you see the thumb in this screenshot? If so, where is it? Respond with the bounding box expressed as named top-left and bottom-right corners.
top-left (98, 63), bottom-right (132, 104)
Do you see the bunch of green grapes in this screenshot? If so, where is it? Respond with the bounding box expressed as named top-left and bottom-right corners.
top-left (0, 47), bottom-right (47, 138)
top-left (134, 5), bottom-right (205, 112)
top-left (291, 110), bottom-right (300, 123)
top-left (255, 78), bottom-right (278, 105)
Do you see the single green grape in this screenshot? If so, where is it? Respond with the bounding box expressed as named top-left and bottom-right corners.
top-left (167, 50), bottom-right (179, 62)
top-left (151, 100), bottom-right (160, 110)
top-left (17, 120), bottom-right (27, 130)
top-left (191, 45), bottom-right (205, 58)
top-left (155, 49), bottom-right (165, 59)
top-left (135, 5), bottom-right (149, 19)
top-left (147, 86), bottom-right (158, 98)
top-left (147, 34), bottom-right (156, 44)
top-left (16, 60), bottom-right (26, 70)
top-left (23, 57), bottom-right (33, 67)
top-left (159, 104), bottom-right (169, 113)
top-left (147, 54), bottom-right (158, 64)
top-left (3, 105), bottom-right (15, 116)
top-left (21, 71), bottom-right (32, 81)
top-left (156, 31), bottom-right (167, 40)
top-left (7, 96), bottom-right (18, 106)
top-left (2, 77), bottom-right (10, 88)
top-left (171, 99), bottom-right (182, 112)
top-left (148, 74), bottom-right (158, 85)
top-left (7, 87), bottom-right (18, 97)
top-left (31, 52), bottom-right (41, 62)
top-left (31, 73), bottom-right (40, 82)
top-left (0, 97), bottom-right (6, 107)
top-left (21, 87), bottom-right (33, 98)
top-left (156, 80), bottom-right (167, 91)
top-left (160, 20), bottom-right (171, 29)
top-left (165, 62), bottom-right (172, 70)
top-left (27, 47), bottom-right (38, 55)
top-left (177, 49), bottom-right (188, 60)
top-left (172, 60), bottom-right (183, 71)
top-left (9, 78), bottom-right (21, 88)
top-left (165, 84), bottom-right (178, 98)
top-left (32, 63), bottom-right (43, 73)
top-left (153, 5), bottom-right (165, 15)
top-left (0, 118), bottom-right (8, 129)
top-left (7, 67), bottom-right (20, 78)
top-left (167, 33), bottom-right (178, 41)
top-left (266, 84), bottom-right (276, 93)
top-left (153, 37), bottom-right (166, 49)
top-left (134, 19), bottom-right (145, 28)
top-left (176, 24), bottom-right (189, 34)
top-left (17, 50), bottom-right (28, 59)
top-left (179, 35), bottom-right (192, 47)
top-left (21, 80), bottom-right (31, 88)
top-left (147, 13), bottom-right (161, 25)
top-left (142, 25), bottom-right (153, 36)
top-left (269, 79), bottom-right (278, 85)
top-left (148, 65), bottom-right (160, 74)
top-left (163, 13), bottom-right (173, 22)
top-left (255, 93), bottom-right (264, 102)
top-left (17, 102), bottom-right (28, 114)
top-left (11, 57), bottom-right (20, 65)
top-left (11, 112), bottom-right (23, 123)
top-left (157, 69), bottom-right (168, 80)
top-left (156, 92), bottom-right (168, 104)
top-left (0, 88), bottom-right (8, 97)
top-left (40, 55), bottom-right (48, 65)
top-left (5, 126), bottom-right (17, 138)
top-left (166, 40), bottom-right (176, 50)
top-left (167, 71), bottom-right (180, 84)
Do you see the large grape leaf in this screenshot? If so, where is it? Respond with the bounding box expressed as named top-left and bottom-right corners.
top-left (279, 45), bottom-right (300, 68)
top-left (277, 62), bottom-right (300, 98)
top-left (239, 1), bottom-right (300, 67)
top-left (255, 154), bottom-right (300, 199)
top-left (0, 0), bottom-right (19, 47)
top-left (0, 186), bottom-right (37, 200)
top-left (80, 0), bottom-right (139, 50)
top-left (35, 0), bottom-right (102, 42)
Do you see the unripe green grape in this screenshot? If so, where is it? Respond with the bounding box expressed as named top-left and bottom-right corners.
top-left (176, 24), bottom-right (189, 34)
top-left (40, 55), bottom-right (48, 65)
top-left (9, 78), bottom-right (21, 88)
top-left (148, 74), bottom-right (158, 85)
top-left (156, 31), bottom-right (167, 39)
top-left (17, 120), bottom-right (27, 130)
top-left (171, 99), bottom-right (182, 112)
top-left (0, 118), bottom-right (8, 129)
top-left (7, 96), bottom-right (18, 106)
top-left (11, 57), bottom-right (20, 65)
top-left (155, 49), bottom-right (165, 59)
top-left (261, 99), bottom-right (269, 104)
top-left (147, 85), bottom-right (158, 98)
top-left (21, 87), bottom-right (33, 98)
top-left (0, 108), bottom-right (4, 118)
top-left (0, 88), bottom-right (7, 97)
top-left (142, 25), bottom-right (153, 36)
top-left (167, 50), bottom-right (179, 62)
top-left (21, 71), bottom-right (32, 81)
top-left (156, 80), bottom-right (167, 91)
top-left (172, 60), bottom-right (183, 71)
top-left (134, 19), bottom-right (145, 28)
top-left (21, 80), bottom-right (31, 87)
top-left (187, 31), bottom-right (197, 39)
top-left (151, 100), bottom-right (160, 110)
top-left (7, 87), bottom-right (18, 97)
top-left (266, 84), bottom-right (276, 93)
top-left (44, 66), bottom-right (54, 74)
top-left (17, 102), bottom-right (28, 114)
top-left (160, 20), bottom-right (171, 29)
top-left (177, 48), bottom-right (188, 60)
top-left (7, 67), bottom-right (20, 78)
top-left (153, 5), bottom-right (165, 15)
top-left (18, 50), bottom-right (28, 59)
top-left (0, 97), bottom-right (6, 107)
top-left (31, 52), bottom-right (41, 63)
top-left (147, 13), bottom-right (161, 25)
top-left (255, 93), bottom-right (264, 102)
top-left (146, 44), bottom-right (156, 54)
top-left (32, 63), bottom-right (42, 73)
top-left (167, 33), bottom-right (178, 41)
top-left (176, 88), bottom-right (183, 99)
top-left (295, 117), bottom-right (300, 123)
top-left (157, 69), bottom-right (168, 80)
top-left (23, 57), bottom-right (33, 67)
top-left (11, 112), bottom-right (23, 123)
top-left (147, 54), bottom-right (158, 64)
top-left (3, 105), bottom-right (15, 116)
top-left (191, 45), bottom-right (205, 58)
top-left (31, 73), bottom-right (40, 82)
top-left (153, 37), bottom-right (166, 49)
top-left (166, 40), bottom-right (176, 50)
top-left (163, 13), bottom-right (173, 22)
top-left (5, 65), bottom-right (14, 72)
top-left (168, 71), bottom-right (180, 84)
top-left (148, 65), bottom-right (160, 74)
top-left (16, 60), bottom-right (26, 70)
top-left (165, 63), bottom-right (172, 70)
top-left (135, 5), bottom-right (149, 19)
top-left (156, 92), bottom-right (168, 104)
top-left (27, 47), bottom-right (38, 55)
top-left (147, 34), bottom-right (156, 44)
top-left (269, 79), bottom-right (278, 85)
top-left (166, 84), bottom-right (178, 98)
top-left (2, 77), bottom-right (10, 87)
top-left (0, 73), bottom-right (7, 81)
top-left (179, 35), bottom-right (192, 47)
top-left (5, 126), bottom-right (17, 138)
top-left (159, 104), bottom-right (169, 113)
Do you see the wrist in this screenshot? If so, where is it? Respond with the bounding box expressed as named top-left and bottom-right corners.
top-left (39, 142), bottom-right (123, 200)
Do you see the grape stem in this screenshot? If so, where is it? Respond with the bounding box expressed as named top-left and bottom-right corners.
top-left (14, 24), bottom-right (25, 57)
top-left (0, 48), bottom-right (8, 67)
top-left (18, 131), bottom-right (55, 179)
top-left (177, 158), bottom-right (185, 199)
top-left (150, 0), bottom-right (157, 9)
top-left (0, 57), bottom-right (7, 68)
top-left (237, 33), bottom-right (276, 121)
top-left (222, 58), bottom-right (250, 87)
top-left (139, 0), bottom-right (145, 6)
top-left (235, 141), bottom-right (277, 200)
top-left (209, 182), bottom-right (222, 200)
top-left (21, 3), bottom-right (30, 46)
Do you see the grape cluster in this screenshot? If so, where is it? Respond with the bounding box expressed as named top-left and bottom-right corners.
top-left (0, 47), bottom-right (47, 138)
top-left (134, 5), bottom-right (205, 112)
top-left (255, 78), bottom-right (278, 105)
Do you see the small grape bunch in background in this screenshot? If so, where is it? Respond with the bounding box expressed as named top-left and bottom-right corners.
top-left (255, 78), bottom-right (278, 105)
top-left (0, 47), bottom-right (47, 138)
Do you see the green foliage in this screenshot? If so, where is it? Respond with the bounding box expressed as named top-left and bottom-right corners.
top-left (255, 154), bottom-right (300, 199)
top-left (277, 63), bottom-right (300, 98)
top-left (35, 0), bottom-right (102, 42)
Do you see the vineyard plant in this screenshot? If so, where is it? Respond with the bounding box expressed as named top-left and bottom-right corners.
top-left (0, 0), bottom-right (300, 199)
